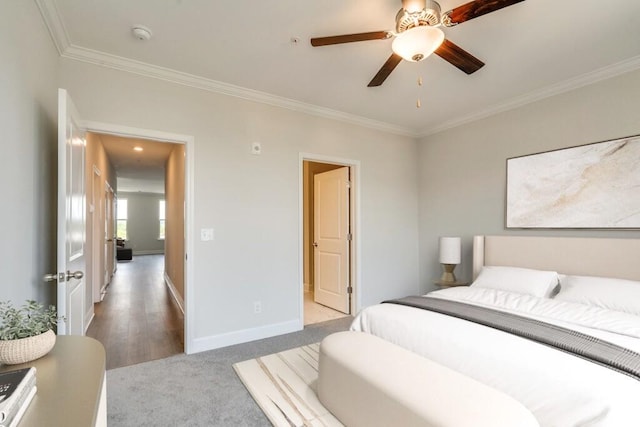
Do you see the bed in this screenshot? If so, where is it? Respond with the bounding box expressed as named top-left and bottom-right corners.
top-left (351, 235), bottom-right (640, 426)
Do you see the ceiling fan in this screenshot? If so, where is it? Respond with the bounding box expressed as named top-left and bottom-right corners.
top-left (310, 0), bottom-right (525, 87)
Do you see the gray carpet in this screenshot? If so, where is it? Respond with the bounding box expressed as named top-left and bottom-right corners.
top-left (106, 317), bottom-right (353, 426)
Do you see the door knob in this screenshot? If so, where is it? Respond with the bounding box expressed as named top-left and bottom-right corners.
top-left (313, 242), bottom-right (318, 247)
top-left (43, 272), bottom-right (64, 282)
top-left (66, 270), bottom-right (84, 280)
top-left (43, 271), bottom-right (83, 282)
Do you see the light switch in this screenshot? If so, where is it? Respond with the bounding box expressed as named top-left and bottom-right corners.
top-left (200, 228), bottom-right (214, 241)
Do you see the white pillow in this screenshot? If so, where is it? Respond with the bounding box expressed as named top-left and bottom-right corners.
top-left (555, 275), bottom-right (640, 315)
top-left (471, 266), bottom-right (559, 298)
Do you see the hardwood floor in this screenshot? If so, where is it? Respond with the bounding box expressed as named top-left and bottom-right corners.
top-left (86, 254), bottom-right (184, 370)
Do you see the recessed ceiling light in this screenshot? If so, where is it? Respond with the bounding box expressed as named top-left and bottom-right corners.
top-left (133, 146), bottom-right (143, 152)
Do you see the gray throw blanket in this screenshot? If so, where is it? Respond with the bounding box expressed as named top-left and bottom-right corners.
top-left (383, 296), bottom-right (640, 381)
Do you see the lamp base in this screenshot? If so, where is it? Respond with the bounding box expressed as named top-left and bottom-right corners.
top-left (440, 264), bottom-right (457, 283)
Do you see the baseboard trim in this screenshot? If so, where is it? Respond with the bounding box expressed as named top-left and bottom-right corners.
top-left (84, 311), bottom-right (94, 334)
top-left (99, 284), bottom-right (108, 301)
top-left (132, 250), bottom-right (165, 256)
top-left (164, 273), bottom-right (185, 315)
top-left (189, 319), bottom-right (301, 354)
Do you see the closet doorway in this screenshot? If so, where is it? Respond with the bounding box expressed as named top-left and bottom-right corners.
top-left (302, 157), bottom-right (358, 325)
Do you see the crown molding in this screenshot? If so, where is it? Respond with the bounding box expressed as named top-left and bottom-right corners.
top-left (37, 0), bottom-right (640, 140)
top-left (35, 0), bottom-right (415, 138)
top-left (35, 0), bottom-right (70, 54)
top-left (61, 45), bottom-right (416, 137)
top-left (419, 54), bottom-right (640, 137)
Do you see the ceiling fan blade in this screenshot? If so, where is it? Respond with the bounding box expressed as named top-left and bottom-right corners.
top-left (434, 39), bottom-right (485, 74)
top-left (311, 31), bottom-right (390, 47)
top-left (443, 0), bottom-right (525, 27)
top-left (367, 54), bottom-right (403, 87)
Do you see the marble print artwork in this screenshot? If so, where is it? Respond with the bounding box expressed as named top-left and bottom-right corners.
top-left (507, 136), bottom-right (640, 228)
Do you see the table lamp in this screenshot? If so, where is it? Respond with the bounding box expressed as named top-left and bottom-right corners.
top-left (439, 237), bottom-right (461, 283)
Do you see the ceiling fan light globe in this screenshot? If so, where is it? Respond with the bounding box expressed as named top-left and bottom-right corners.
top-left (402, 0), bottom-right (427, 13)
top-left (392, 26), bottom-right (444, 62)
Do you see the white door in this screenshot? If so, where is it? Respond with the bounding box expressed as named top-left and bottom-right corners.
top-left (55, 89), bottom-right (86, 335)
top-left (313, 167), bottom-right (350, 314)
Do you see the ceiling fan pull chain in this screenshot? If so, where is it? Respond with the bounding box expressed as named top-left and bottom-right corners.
top-left (416, 75), bottom-right (423, 108)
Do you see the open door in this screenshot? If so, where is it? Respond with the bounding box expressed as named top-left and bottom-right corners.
top-left (48, 89), bottom-right (86, 335)
top-left (313, 167), bottom-right (350, 314)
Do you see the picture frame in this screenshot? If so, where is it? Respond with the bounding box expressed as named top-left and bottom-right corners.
top-left (505, 134), bottom-right (640, 229)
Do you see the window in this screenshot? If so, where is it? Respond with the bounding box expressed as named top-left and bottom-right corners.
top-left (116, 199), bottom-right (128, 240)
top-left (159, 200), bottom-right (166, 239)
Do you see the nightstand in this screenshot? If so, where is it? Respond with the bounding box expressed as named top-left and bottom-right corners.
top-left (434, 280), bottom-right (470, 289)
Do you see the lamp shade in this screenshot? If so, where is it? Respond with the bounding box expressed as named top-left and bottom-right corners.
top-left (439, 237), bottom-right (461, 264)
top-left (392, 26), bottom-right (444, 62)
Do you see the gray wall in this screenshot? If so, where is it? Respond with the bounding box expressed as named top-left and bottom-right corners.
top-left (58, 57), bottom-right (420, 350)
top-left (0, 2), bottom-right (59, 305)
top-left (118, 192), bottom-right (166, 255)
top-left (418, 69), bottom-right (640, 292)
top-left (9, 1), bottom-right (638, 353)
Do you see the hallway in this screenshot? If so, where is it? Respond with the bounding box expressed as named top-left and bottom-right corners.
top-left (86, 255), bottom-right (184, 370)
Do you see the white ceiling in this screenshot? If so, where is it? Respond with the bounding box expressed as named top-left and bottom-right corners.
top-left (41, 0), bottom-right (640, 136)
top-left (97, 133), bottom-right (176, 194)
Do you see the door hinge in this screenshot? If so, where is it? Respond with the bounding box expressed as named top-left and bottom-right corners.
top-left (347, 286), bottom-right (353, 294)
top-left (347, 233), bottom-right (352, 241)
top-left (346, 181), bottom-right (352, 189)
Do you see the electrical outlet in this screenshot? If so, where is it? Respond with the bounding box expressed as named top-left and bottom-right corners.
top-left (254, 301), bottom-right (262, 314)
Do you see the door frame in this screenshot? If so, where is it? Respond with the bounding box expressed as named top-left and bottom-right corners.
top-left (84, 120), bottom-right (196, 354)
top-left (91, 165), bottom-right (103, 303)
top-left (104, 182), bottom-right (115, 286)
top-left (299, 153), bottom-right (361, 325)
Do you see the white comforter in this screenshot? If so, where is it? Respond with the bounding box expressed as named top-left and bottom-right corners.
top-left (351, 287), bottom-right (640, 426)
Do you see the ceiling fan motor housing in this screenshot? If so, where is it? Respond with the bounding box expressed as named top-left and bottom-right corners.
top-left (396, 0), bottom-right (442, 33)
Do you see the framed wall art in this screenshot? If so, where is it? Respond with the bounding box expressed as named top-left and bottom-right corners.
top-left (506, 134), bottom-right (640, 229)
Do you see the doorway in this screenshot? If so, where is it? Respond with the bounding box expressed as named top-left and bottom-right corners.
top-left (82, 124), bottom-right (192, 365)
top-left (302, 156), bottom-right (359, 325)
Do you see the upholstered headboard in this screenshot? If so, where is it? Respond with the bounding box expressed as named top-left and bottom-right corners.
top-left (472, 235), bottom-right (640, 281)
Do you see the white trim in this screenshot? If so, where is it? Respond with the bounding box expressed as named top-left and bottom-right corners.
top-left (164, 272), bottom-right (185, 315)
top-left (84, 121), bottom-right (191, 144)
top-left (91, 166), bottom-right (102, 303)
top-left (190, 320), bottom-right (300, 354)
top-left (420, 55), bottom-right (640, 136)
top-left (81, 120), bottom-right (196, 355)
top-left (99, 283), bottom-right (107, 301)
top-left (84, 311), bottom-right (94, 334)
top-left (299, 153), bottom-right (362, 323)
top-left (64, 45), bottom-right (415, 138)
top-left (35, 0), bottom-right (71, 54)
